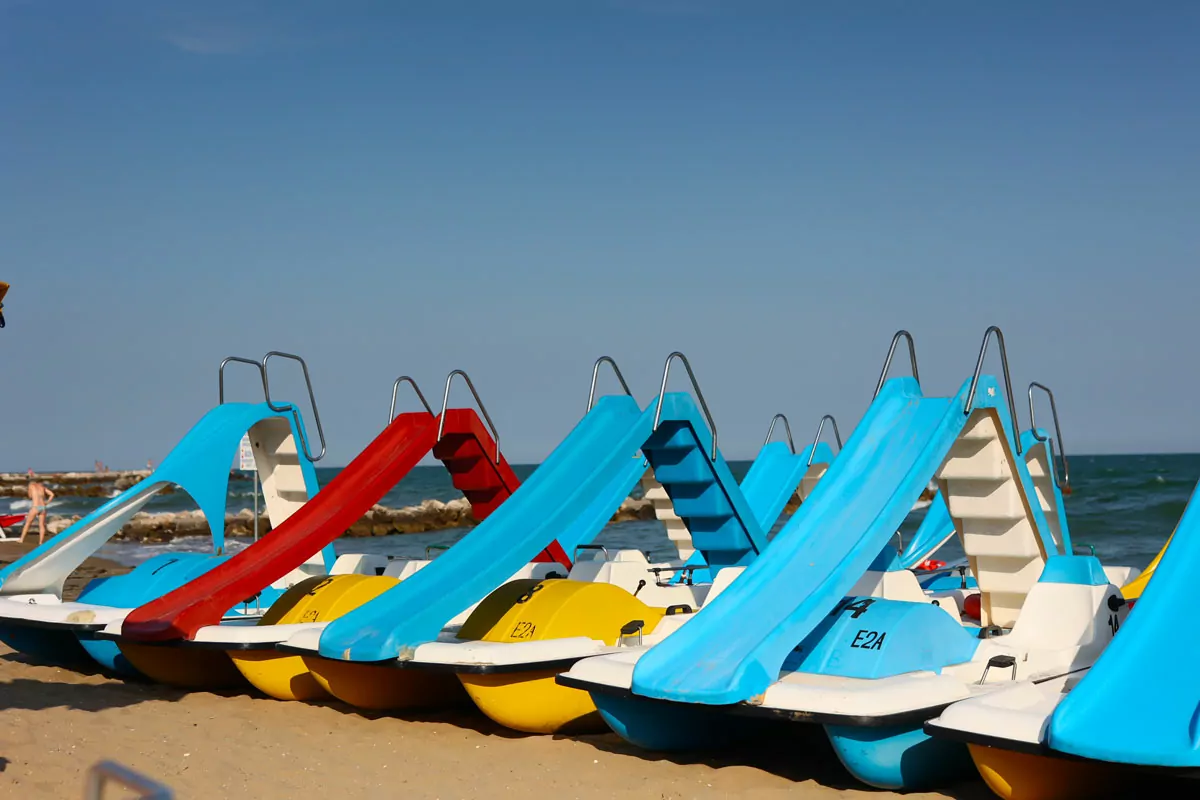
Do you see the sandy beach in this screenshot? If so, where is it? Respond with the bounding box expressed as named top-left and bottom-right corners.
top-left (0, 544), bottom-right (989, 799)
top-left (0, 645), bottom-right (1001, 800)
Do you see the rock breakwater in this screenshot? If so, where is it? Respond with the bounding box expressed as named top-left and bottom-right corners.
top-left (31, 495), bottom-right (658, 543)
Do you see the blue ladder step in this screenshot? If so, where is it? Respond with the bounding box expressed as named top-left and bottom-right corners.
top-left (687, 517), bottom-right (754, 551)
top-left (650, 450), bottom-right (717, 485)
top-left (667, 489), bottom-right (729, 520)
top-left (643, 422), bottom-right (698, 451)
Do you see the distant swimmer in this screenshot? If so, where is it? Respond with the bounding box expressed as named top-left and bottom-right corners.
top-left (19, 479), bottom-right (55, 545)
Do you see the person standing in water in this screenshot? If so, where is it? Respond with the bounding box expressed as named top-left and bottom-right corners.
top-left (19, 479), bottom-right (55, 545)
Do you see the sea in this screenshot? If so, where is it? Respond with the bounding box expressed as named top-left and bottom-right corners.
top-left (5, 454), bottom-right (1194, 571)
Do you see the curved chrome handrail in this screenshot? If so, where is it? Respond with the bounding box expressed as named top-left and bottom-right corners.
top-left (574, 543), bottom-right (610, 563)
top-left (807, 414), bottom-right (844, 466)
top-left (1028, 381), bottom-right (1071, 493)
top-left (437, 369), bottom-right (502, 464)
top-left (388, 376), bottom-right (433, 425)
top-left (874, 330), bottom-right (921, 400)
top-left (652, 352), bottom-right (718, 461)
top-left (262, 351), bottom-right (327, 462)
top-left (762, 413), bottom-right (795, 454)
top-left (587, 356), bottom-right (635, 413)
top-left (964, 326), bottom-right (1022, 456)
top-left (218, 356), bottom-right (268, 404)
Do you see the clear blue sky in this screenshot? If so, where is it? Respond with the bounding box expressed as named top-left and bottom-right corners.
top-left (3, 1), bottom-right (1198, 469)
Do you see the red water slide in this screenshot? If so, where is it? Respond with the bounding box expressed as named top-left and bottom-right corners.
top-left (122, 408), bottom-right (568, 642)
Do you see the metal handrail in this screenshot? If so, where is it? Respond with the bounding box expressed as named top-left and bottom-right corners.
top-left (85, 761), bottom-right (173, 799)
top-left (762, 413), bottom-right (795, 454)
top-left (262, 351), bottom-right (327, 462)
top-left (218, 356), bottom-right (268, 404)
top-left (389, 376), bottom-right (433, 424)
top-left (574, 543), bottom-right (610, 562)
top-left (587, 356), bottom-right (635, 413)
top-left (437, 369), bottom-right (501, 464)
top-left (652, 352), bottom-right (718, 461)
top-left (964, 326), bottom-right (1023, 456)
top-left (873, 330), bottom-right (921, 399)
top-left (807, 414), bottom-right (844, 466)
top-left (1028, 381), bottom-right (1071, 493)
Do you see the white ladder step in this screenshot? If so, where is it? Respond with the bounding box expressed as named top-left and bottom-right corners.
top-left (963, 532), bottom-right (1043, 559)
top-left (945, 481), bottom-right (1025, 520)
top-left (941, 440), bottom-right (1008, 481)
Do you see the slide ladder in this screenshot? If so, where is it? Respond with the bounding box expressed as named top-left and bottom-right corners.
top-left (647, 413), bottom-right (837, 563)
top-left (902, 382), bottom-right (1072, 572)
top-left (640, 354), bottom-right (768, 573)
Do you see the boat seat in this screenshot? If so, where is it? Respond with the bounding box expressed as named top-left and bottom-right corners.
top-left (566, 549), bottom-right (653, 596)
top-left (849, 569), bottom-right (963, 624)
top-left (1102, 565), bottom-right (1140, 588)
top-left (1005, 580), bottom-right (1112, 650)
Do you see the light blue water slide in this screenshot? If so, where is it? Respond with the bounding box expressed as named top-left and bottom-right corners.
top-left (317, 379), bottom-right (802, 663)
top-left (630, 373), bottom-right (1060, 706)
top-left (0, 401), bottom-right (322, 597)
top-left (744, 441), bottom-right (835, 533)
top-left (899, 493), bottom-right (955, 569)
top-left (1047, 480), bottom-right (1200, 767)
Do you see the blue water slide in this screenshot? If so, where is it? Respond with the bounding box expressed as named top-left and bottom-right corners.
top-left (742, 441), bottom-right (834, 533)
top-left (1046, 480), bottom-right (1200, 767)
top-left (317, 392), bottom-right (770, 663)
top-left (630, 375), bottom-right (1053, 706)
top-left (0, 401), bottom-right (324, 597)
top-left (899, 493), bottom-right (955, 569)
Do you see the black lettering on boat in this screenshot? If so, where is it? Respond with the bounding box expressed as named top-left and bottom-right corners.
top-left (841, 598), bottom-right (876, 619)
top-left (510, 621), bottom-right (536, 640)
top-left (516, 584), bottom-right (545, 605)
top-left (850, 629), bottom-right (886, 650)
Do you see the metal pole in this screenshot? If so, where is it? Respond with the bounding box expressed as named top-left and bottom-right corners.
top-left (253, 470), bottom-right (260, 543)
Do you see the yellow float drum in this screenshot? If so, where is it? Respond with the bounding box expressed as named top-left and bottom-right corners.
top-left (229, 574), bottom-right (399, 701)
top-left (969, 745), bottom-right (1128, 800)
top-left (456, 578), bottom-right (664, 734)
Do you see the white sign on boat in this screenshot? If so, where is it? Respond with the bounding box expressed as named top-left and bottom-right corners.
top-left (238, 434), bottom-right (255, 471)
